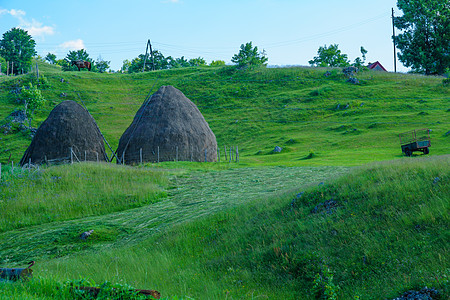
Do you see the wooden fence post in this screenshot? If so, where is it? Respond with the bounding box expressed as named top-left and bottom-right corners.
top-left (70, 147), bottom-right (73, 164)
top-left (229, 146), bottom-right (232, 163)
top-left (96, 152), bottom-right (99, 162)
top-left (140, 148), bottom-right (143, 164)
top-left (224, 145), bottom-right (227, 161)
top-left (28, 158), bottom-right (31, 170)
top-left (157, 146), bottom-right (160, 163)
top-left (236, 146), bottom-right (239, 163)
top-left (84, 150), bottom-right (87, 162)
top-left (176, 146), bottom-right (178, 162)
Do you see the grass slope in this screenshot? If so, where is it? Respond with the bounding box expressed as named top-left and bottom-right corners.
top-left (0, 156), bottom-right (448, 299)
top-left (0, 62), bottom-right (448, 165)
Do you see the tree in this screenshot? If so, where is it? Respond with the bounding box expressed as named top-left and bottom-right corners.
top-left (231, 42), bottom-right (268, 68)
top-left (20, 83), bottom-right (46, 127)
top-left (309, 44), bottom-right (350, 67)
top-left (45, 53), bottom-right (57, 64)
top-left (0, 27), bottom-right (36, 75)
top-left (167, 56), bottom-right (190, 69)
top-left (189, 57), bottom-right (207, 67)
top-left (95, 55), bottom-right (110, 73)
top-left (394, 0), bottom-right (450, 75)
top-left (210, 60), bottom-right (225, 67)
top-left (352, 46), bottom-right (368, 68)
top-left (128, 50), bottom-right (169, 73)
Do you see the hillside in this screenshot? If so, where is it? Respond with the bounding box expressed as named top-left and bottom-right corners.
top-left (0, 63), bottom-right (449, 299)
top-left (0, 62), bottom-right (448, 165)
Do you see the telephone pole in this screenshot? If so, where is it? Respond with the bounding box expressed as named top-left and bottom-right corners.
top-left (142, 39), bottom-right (155, 72)
top-left (392, 8), bottom-right (397, 73)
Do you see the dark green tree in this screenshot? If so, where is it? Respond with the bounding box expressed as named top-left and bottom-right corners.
top-left (189, 57), bottom-right (207, 67)
top-left (20, 82), bottom-right (46, 127)
top-left (309, 44), bottom-right (350, 67)
top-left (210, 60), bottom-right (226, 67)
top-left (94, 56), bottom-right (110, 73)
top-left (45, 53), bottom-right (57, 64)
top-left (394, 0), bottom-right (450, 75)
top-left (128, 50), bottom-right (168, 73)
top-left (231, 42), bottom-right (268, 68)
top-left (0, 27), bottom-right (36, 75)
top-left (167, 56), bottom-right (190, 68)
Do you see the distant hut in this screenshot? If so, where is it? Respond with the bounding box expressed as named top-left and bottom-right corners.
top-left (116, 85), bottom-right (217, 164)
top-left (368, 61), bottom-right (387, 72)
top-left (20, 100), bottom-right (107, 165)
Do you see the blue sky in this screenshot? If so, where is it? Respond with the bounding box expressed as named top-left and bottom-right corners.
top-left (0, 0), bottom-right (407, 72)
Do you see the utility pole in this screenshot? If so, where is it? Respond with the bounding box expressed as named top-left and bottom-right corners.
top-left (142, 39), bottom-right (155, 72)
top-left (392, 8), bottom-right (397, 73)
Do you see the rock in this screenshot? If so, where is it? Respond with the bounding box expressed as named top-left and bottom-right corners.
top-left (342, 66), bottom-right (358, 77)
top-left (390, 287), bottom-right (440, 300)
top-left (346, 77), bottom-right (360, 84)
top-left (7, 109), bottom-right (28, 124)
top-left (311, 198), bottom-right (338, 214)
top-left (273, 146), bottom-right (282, 153)
top-left (80, 230), bottom-right (94, 240)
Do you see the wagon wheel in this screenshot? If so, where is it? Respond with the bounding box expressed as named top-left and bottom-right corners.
top-left (423, 147), bottom-right (429, 155)
top-left (405, 149), bottom-right (412, 157)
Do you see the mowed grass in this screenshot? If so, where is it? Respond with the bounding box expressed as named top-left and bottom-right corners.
top-left (4, 155), bottom-right (444, 299)
top-left (0, 162), bottom-right (168, 232)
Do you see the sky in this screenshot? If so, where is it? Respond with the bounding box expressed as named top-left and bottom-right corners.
top-left (0, 0), bottom-right (408, 72)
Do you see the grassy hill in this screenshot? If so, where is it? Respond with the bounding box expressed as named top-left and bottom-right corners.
top-left (0, 63), bottom-right (449, 299)
top-left (0, 61), bottom-right (448, 165)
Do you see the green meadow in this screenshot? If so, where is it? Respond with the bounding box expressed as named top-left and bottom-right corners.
top-left (0, 62), bottom-right (448, 299)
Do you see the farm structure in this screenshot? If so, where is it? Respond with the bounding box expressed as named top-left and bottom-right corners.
top-left (116, 85), bottom-right (217, 164)
top-left (399, 128), bottom-right (431, 156)
top-left (368, 61), bottom-right (387, 71)
top-left (20, 100), bottom-right (108, 166)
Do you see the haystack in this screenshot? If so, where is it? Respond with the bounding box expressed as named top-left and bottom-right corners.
top-left (20, 100), bottom-right (107, 165)
top-left (116, 85), bottom-right (217, 164)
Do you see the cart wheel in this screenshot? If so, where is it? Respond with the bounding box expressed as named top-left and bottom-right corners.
top-left (423, 147), bottom-right (429, 155)
top-left (405, 149), bottom-right (412, 157)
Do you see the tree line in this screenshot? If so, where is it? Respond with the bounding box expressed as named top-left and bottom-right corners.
top-left (0, 0), bottom-right (448, 75)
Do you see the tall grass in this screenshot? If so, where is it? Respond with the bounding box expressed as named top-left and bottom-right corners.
top-left (32, 156), bottom-right (449, 299)
top-left (0, 162), bottom-right (168, 232)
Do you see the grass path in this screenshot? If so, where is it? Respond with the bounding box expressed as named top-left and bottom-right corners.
top-left (0, 165), bottom-right (349, 266)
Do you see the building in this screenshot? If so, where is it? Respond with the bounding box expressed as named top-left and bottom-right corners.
top-left (368, 61), bottom-right (387, 72)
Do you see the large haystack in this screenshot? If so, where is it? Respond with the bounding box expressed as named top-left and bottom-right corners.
top-left (20, 100), bottom-right (107, 165)
top-left (116, 85), bottom-right (217, 164)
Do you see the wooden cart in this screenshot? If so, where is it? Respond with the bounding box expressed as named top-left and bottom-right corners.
top-left (399, 129), bottom-right (431, 156)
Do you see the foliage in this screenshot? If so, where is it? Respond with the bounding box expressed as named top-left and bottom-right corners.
top-left (45, 53), bottom-right (57, 65)
top-left (394, 0), bottom-right (450, 75)
top-left (352, 46), bottom-right (368, 69)
top-left (167, 56), bottom-right (190, 69)
top-left (95, 56), bottom-right (110, 73)
top-left (19, 82), bottom-right (45, 127)
top-left (0, 27), bottom-right (36, 75)
top-left (231, 41), bottom-right (268, 68)
top-left (0, 55), bottom-right (6, 73)
top-left (210, 60), bottom-right (225, 66)
top-left (188, 57), bottom-right (207, 67)
top-left (128, 50), bottom-right (169, 73)
top-left (311, 267), bottom-right (339, 299)
top-left (309, 44), bottom-right (350, 67)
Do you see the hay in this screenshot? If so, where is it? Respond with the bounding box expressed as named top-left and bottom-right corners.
top-left (20, 100), bottom-right (107, 165)
top-left (116, 85), bottom-right (217, 164)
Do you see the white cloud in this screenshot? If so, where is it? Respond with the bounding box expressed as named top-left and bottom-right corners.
top-left (0, 8), bottom-right (54, 39)
top-left (59, 39), bottom-right (85, 51)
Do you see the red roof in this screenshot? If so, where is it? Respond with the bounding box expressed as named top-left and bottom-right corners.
top-left (368, 61), bottom-right (387, 71)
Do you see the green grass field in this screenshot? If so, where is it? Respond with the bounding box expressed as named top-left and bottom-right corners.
top-left (0, 63), bottom-right (449, 299)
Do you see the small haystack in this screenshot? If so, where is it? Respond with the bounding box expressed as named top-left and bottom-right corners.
top-left (116, 85), bottom-right (217, 164)
top-left (20, 100), bottom-right (107, 165)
